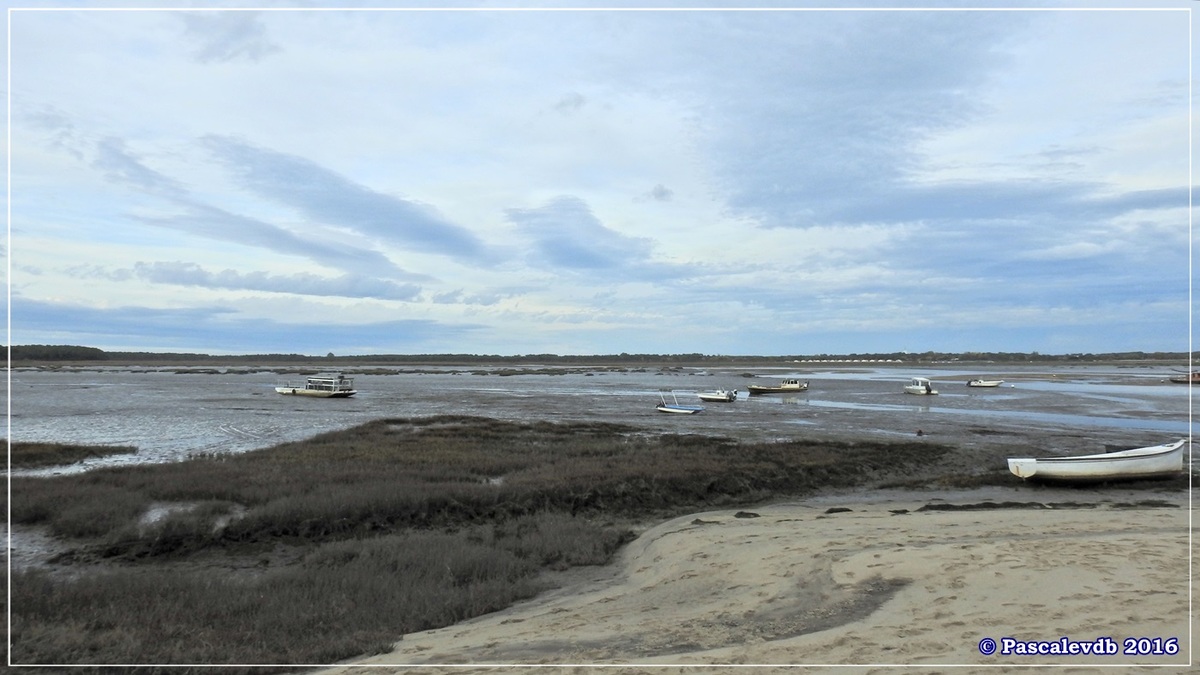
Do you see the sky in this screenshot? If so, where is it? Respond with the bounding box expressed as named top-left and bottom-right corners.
top-left (4, 1), bottom-right (1195, 356)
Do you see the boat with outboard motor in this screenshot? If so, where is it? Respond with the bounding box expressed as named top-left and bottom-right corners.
top-left (904, 377), bottom-right (938, 395)
top-left (966, 379), bottom-right (1005, 388)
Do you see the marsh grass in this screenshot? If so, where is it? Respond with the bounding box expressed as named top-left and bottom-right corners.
top-left (9, 441), bottom-right (137, 468)
top-left (9, 415), bottom-right (950, 671)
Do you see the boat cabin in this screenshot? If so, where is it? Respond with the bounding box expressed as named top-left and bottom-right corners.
top-left (304, 374), bottom-right (355, 393)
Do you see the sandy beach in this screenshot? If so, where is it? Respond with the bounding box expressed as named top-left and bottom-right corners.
top-left (316, 484), bottom-right (1193, 674)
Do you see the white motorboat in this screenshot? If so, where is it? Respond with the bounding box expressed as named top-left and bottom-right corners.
top-left (747, 379), bottom-right (808, 395)
top-left (904, 377), bottom-right (938, 395)
top-left (276, 374), bottom-right (357, 398)
top-left (697, 389), bottom-right (738, 402)
top-left (966, 379), bottom-right (1005, 388)
top-left (1007, 439), bottom-right (1186, 483)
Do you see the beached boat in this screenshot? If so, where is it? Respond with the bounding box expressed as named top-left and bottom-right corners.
top-left (275, 374), bottom-right (357, 398)
top-left (966, 379), bottom-right (1005, 388)
top-left (1168, 371), bottom-right (1200, 384)
top-left (657, 391), bottom-right (704, 414)
top-left (697, 389), bottom-right (738, 402)
top-left (904, 377), bottom-right (938, 395)
top-left (1007, 439), bottom-right (1186, 483)
top-left (746, 379), bottom-right (809, 395)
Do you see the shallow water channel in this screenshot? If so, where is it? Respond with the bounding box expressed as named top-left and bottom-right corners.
top-left (5, 362), bottom-right (1190, 476)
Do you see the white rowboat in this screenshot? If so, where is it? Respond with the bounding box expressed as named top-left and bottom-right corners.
top-left (1007, 439), bottom-right (1186, 483)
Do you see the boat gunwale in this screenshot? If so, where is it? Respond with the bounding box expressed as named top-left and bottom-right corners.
top-left (1021, 440), bottom-right (1186, 465)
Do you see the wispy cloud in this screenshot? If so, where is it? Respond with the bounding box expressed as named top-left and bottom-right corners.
top-left (201, 135), bottom-right (498, 265)
top-left (11, 296), bottom-right (477, 354)
top-left (92, 137), bottom-right (189, 200)
top-left (506, 195), bottom-right (699, 283)
top-left (508, 196), bottom-right (647, 270)
top-left (687, 11), bottom-right (1017, 229)
top-left (134, 203), bottom-right (415, 280)
top-left (178, 11), bottom-right (281, 64)
top-left (825, 181), bottom-right (1187, 225)
top-left (106, 261), bottom-right (424, 300)
top-left (49, 129), bottom-right (426, 281)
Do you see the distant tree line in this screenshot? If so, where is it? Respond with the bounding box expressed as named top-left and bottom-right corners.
top-left (8, 345), bottom-right (110, 361)
top-left (6, 345), bottom-right (1194, 365)
top-left (798, 351), bottom-right (1193, 363)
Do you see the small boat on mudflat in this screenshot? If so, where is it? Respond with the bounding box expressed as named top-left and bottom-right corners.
top-left (904, 377), bottom-right (938, 395)
top-left (747, 379), bottom-right (808, 395)
top-left (276, 374), bottom-right (357, 398)
top-left (697, 389), bottom-right (738, 402)
top-left (1007, 439), bottom-right (1186, 483)
top-left (657, 391), bottom-right (704, 414)
top-left (1168, 371), bottom-right (1200, 384)
top-left (966, 379), bottom-right (1005, 388)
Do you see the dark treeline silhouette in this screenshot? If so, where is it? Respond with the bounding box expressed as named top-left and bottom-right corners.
top-left (7, 345), bottom-right (1193, 365)
top-left (7, 345), bottom-right (110, 361)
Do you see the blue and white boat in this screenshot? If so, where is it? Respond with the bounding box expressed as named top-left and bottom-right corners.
top-left (657, 391), bottom-right (704, 414)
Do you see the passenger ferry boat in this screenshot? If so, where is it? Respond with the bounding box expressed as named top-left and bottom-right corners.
top-left (275, 374), bottom-right (357, 398)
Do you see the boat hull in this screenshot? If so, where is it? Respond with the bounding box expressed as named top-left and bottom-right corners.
top-left (1007, 440), bottom-right (1186, 482)
top-left (967, 380), bottom-right (1004, 388)
top-left (657, 404), bottom-right (704, 414)
top-left (275, 386), bottom-right (356, 398)
top-left (697, 390), bottom-right (737, 402)
top-left (747, 384), bottom-right (808, 395)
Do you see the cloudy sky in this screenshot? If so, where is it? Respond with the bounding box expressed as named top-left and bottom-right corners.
top-left (5, 1), bottom-right (1194, 356)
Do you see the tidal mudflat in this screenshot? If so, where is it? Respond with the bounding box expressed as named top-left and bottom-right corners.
top-left (5, 362), bottom-right (1192, 672)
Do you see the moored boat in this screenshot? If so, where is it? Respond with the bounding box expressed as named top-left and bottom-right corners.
top-left (903, 377), bottom-right (938, 395)
top-left (1007, 439), bottom-right (1186, 483)
top-left (697, 389), bottom-right (738, 402)
top-left (276, 374), bottom-right (357, 398)
top-left (966, 379), bottom-right (1005, 387)
top-left (1168, 371), bottom-right (1200, 384)
top-left (657, 391), bottom-right (704, 414)
top-left (747, 379), bottom-right (808, 395)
